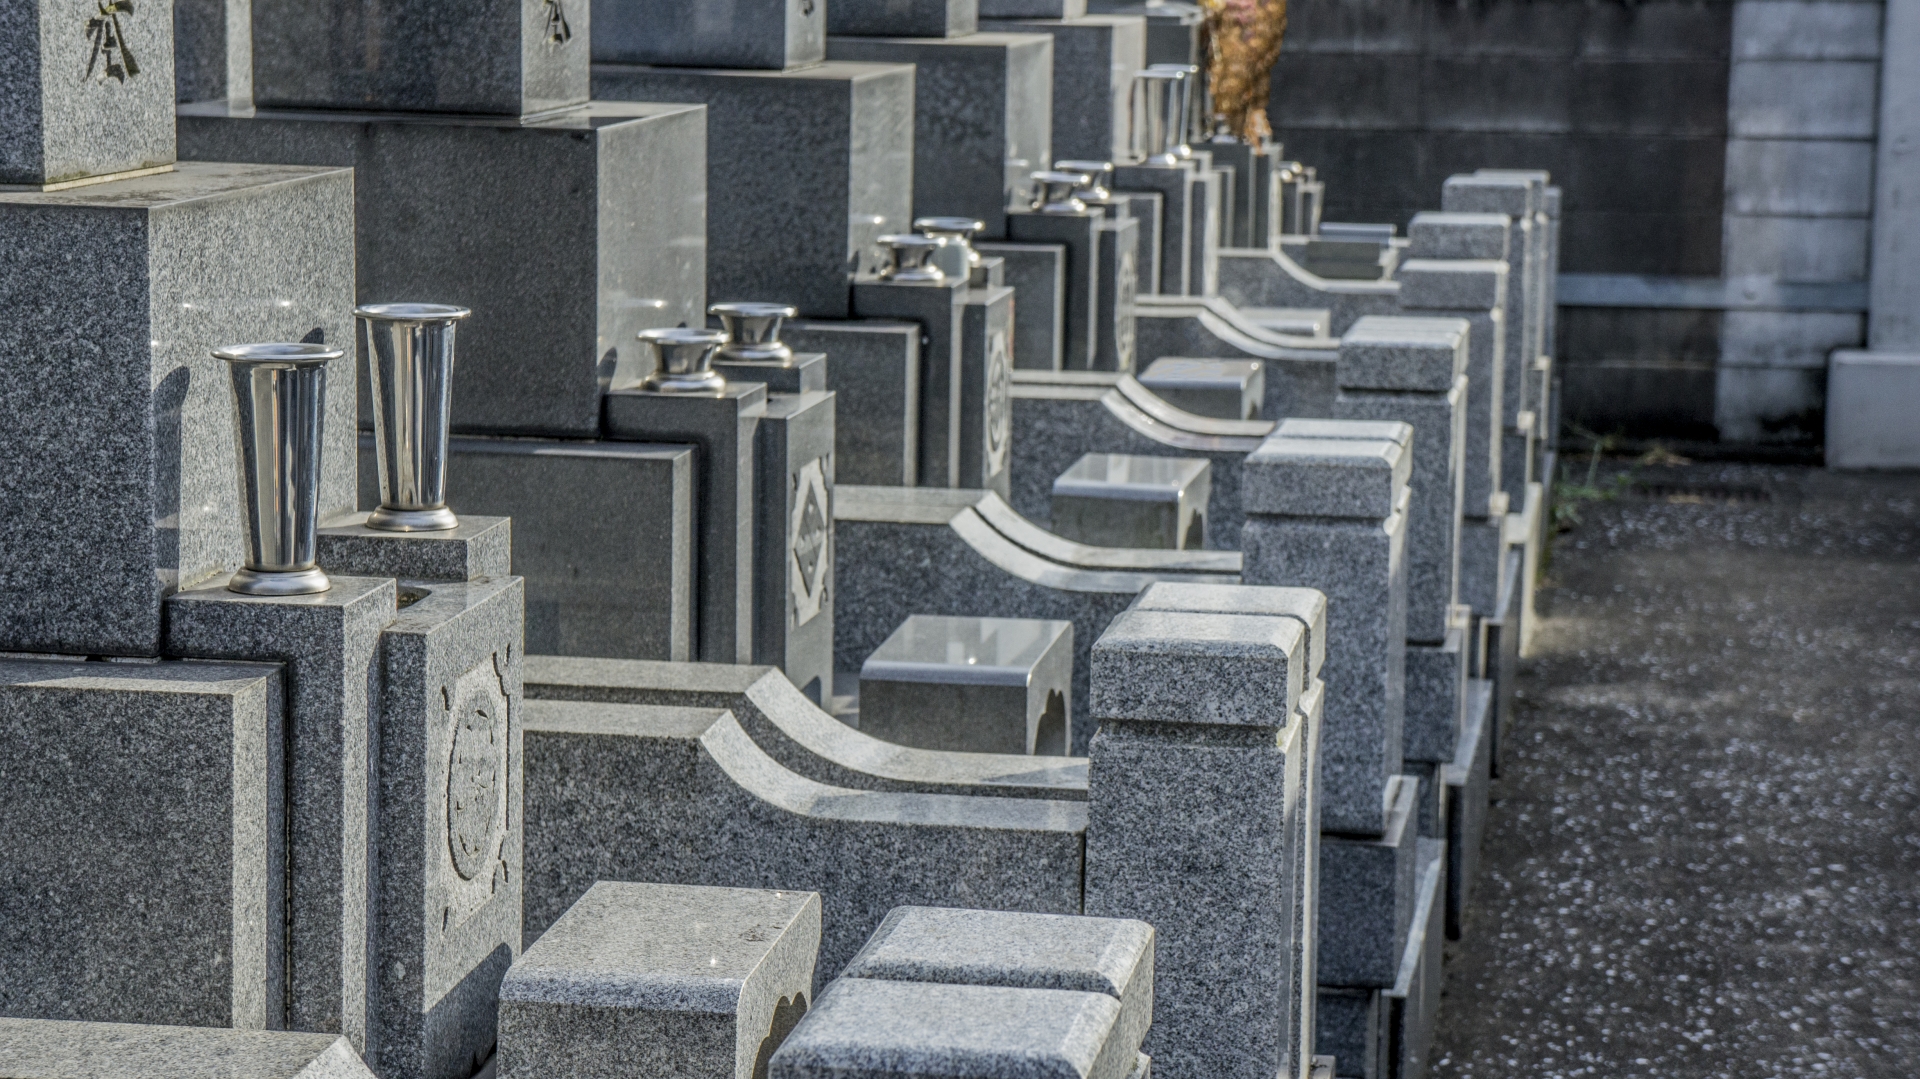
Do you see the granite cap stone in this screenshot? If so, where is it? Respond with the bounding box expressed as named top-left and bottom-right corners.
top-left (828, 0), bottom-right (980, 37)
top-left (842, 906), bottom-right (1152, 1005)
top-left (770, 978), bottom-right (1132, 1079)
top-left (1129, 582), bottom-right (1327, 682)
top-left (0, 1019), bottom-right (372, 1079)
top-left (1395, 259), bottom-right (1508, 312)
top-left (1440, 173), bottom-right (1534, 217)
top-left (1337, 316), bottom-right (1469, 393)
top-left (1089, 608), bottom-right (1304, 726)
top-left (979, 0), bottom-right (1087, 14)
top-left (1405, 213), bottom-right (1510, 262)
top-left (1241, 430), bottom-right (1411, 520)
top-left (500, 881), bottom-right (821, 1014)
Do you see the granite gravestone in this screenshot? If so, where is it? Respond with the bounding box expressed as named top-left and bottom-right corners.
top-left (1050, 453), bottom-right (1210, 550)
top-left (858, 615), bottom-right (1073, 755)
top-left (1441, 173), bottom-right (1539, 506)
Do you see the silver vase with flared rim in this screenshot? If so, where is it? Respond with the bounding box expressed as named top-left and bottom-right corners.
top-left (1127, 68), bottom-right (1186, 166)
top-left (1148, 63), bottom-right (1200, 160)
top-left (638, 326), bottom-right (730, 394)
top-left (914, 216), bottom-right (986, 283)
top-left (710, 302), bottom-right (799, 366)
top-left (1054, 160), bottom-right (1116, 205)
top-left (1030, 171), bottom-right (1092, 215)
top-left (876, 234), bottom-right (949, 283)
top-left (356, 302), bottom-right (470, 533)
top-left (216, 342), bottom-right (340, 596)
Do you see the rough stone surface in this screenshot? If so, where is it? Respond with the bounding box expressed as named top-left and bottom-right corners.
top-left (591, 62), bottom-right (914, 321)
top-left (1, 0), bottom-right (177, 185)
top-left (499, 882), bottom-right (819, 1079)
top-left (827, 0), bottom-right (979, 37)
top-left (1405, 213), bottom-right (1510, 263)
top-left (1317, 776), bottom-right (1417, 989)
top-left (1129, 581), bottom-right (1327, 679)
top-left (0, 659), bottom-right (283, 1029)
top-left (1241, 428), bottom-right (1411, 521)
top-left (164, 576), bottom-right (396, 1045)
top-left (771, 978), bottom-right (1135, 1079)
top-left (0, 1020), bottom-right (374, 1079)
top-left (1432, 464), bottom-right (1920, 1079)
top-left (852, 278), bottom-right (969, 489)
top-left (250, 0), bottom-right (588, 115)
top-left (976, 242), bottom-right (1066, 371)
top-left (1337, 316), bottom-right (1469, 395)
top-left (373, 578), bottom-right (526, 1079)
top-left (317, 515), bottom-right (513, 583)
top-left (592, 0), bottom-right (825, 69)
top-left (178, 101), bottom-right (707, 436)
top-left (1090, 607), bottom-right (1304, 725)
top-left (0, 162), bottom-right (356, 657)
top-left (980, 14), bottom-right (1141, 164)
top-left (859, 615), bottom-right (1074, 756)
top-left (784, 320), bottom-right (921, 488)
top-left (522, 702), bottom-right (1085, 976)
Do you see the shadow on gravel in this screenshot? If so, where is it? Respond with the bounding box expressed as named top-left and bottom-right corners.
top-left (1429, 463), bottom-right (1920, 1079)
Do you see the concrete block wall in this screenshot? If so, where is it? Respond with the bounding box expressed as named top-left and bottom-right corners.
top-left (1718, 0), bottom-right (1882, 444)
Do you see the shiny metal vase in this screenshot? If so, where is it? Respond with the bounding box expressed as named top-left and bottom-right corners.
top-left (1128, 68), bottom-right (1185, 166)
top-left (217, 342), bottom-right (341, 596)
top-left (357, 303), bottom-right (471, 531)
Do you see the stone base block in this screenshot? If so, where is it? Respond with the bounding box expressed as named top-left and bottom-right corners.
top-left (978, 243), bottom-right (1068, 371)
top-left (785, 320), bottom-right (923, 488)
top-left (499, 882), bottom-right (820, 1079)
top-left (858, 615), bottom-right (1073, 755)
top-left (0, 1021), bottom-right (374, 1079)
top-left (1827, 350), bottom-right (1920, 468)
top-left (1402, 627), bottom-right (1466, 765)
top-left (1444, 679), bottom-right (1494, 942)
top-left (178, 102), bottom-right (706, 436)
top-left (0, 659), bottom-right (284, 1029)
top-left (755, 392), bottom-right (838, 704)
top-left (318, 514), bottom-right (513, 583)
top-left (1317, 777), bottom-right (1417, 989)
top-left (0, 161), bottom-right (355, 656)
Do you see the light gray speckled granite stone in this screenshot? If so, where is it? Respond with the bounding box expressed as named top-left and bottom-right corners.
top-left (0, 162), bottom-right (355, 657)
top-left (771, 978), bottom-right (1134, 1079)
top-left (828, 0), bottom-right (979, 37)
top-left (1402, 624), bottom-right (1465, 765)
top-left (523, 702), bottom-right (1085, 975)
top-left (1241, 437), bottom-right (1408, 837)
top-left (1240, 428), bottom-right (1410, 522)
top-left (1394, 259), bottom-right (1505, 313)
top-left (317, 513), bottom-right (512, 583)
top-left (591, 62), bottom-right (914, 320)
top-left (165, 576), bottom-right (396, 1046)
top-left (251, 0), bottom-right (588, 115)
top-left (1441, 174), bottom-right (1539, 452)
top-left (983, 15), bottom-right (1139, 170)
top-left (1129, 581), bottom-right (1326, 681)
top-left (373, 578), bottom-right (525, 1079)
top-left (976, 243), bottom-right (1066, 371)
top-left (593, 0), bottom-right (824, 69)
top-left (2, 0), bottom-right (176, 185)
top-left (826, 33), bottom-right (1051, 238)
top-left (852, 278), bottom-right (969, 489)
top-left (500, 882), bottom-right (820, 1079)
top-left (521, 654), bottom-right (1089, 801)
top-left (980, 0), bottom-right (1086, 15)
top-left (784, 320), bottom-right (921, 487)
top-left (172, 0), bottom-right (250, 105)
top-left (178, 100), bottom-right (706, 436)
top-left (1089, 608), bottom-right (1303, 724)
top-left (844, 907), bottom-right (1153, 1062)
top-left (1316, 776), bottom-right (1416, 988)
top-left (1335, 316), bottom-right (1467, 395)
top-left (606, 382), bottom-right (767, 665)
top-left (1394, 262), bottom-right (1505, 521)
top-left (0, 1020), bottom-right (373, 1079)
top-left (1111, 162), bottom-right (1196, 296)
top-left (0, 659), bottom-right (282, 1029)
top-left (1007, 210), bottom-right (1103, 370)
top-left (1405, 212), bottom-right (1508, 263)
top-left (752, 391), bottom-right (838, 702)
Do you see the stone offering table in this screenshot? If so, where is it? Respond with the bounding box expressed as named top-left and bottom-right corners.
top-left (1051, 453), bottom-right (1212, 550)
top-left (858, 614), bottom-right (1074, 755)
top-left (1137, 357), bottom-right (1267, 419)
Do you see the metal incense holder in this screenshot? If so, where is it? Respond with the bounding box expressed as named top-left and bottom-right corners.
top-left (357, 302), bottom-right (470, 532)
top-left (711, 302), bottom-right (799, 366)
top-left (216, 342), bottom-right (340, 596)
top-left (638, 326), bottom-right (730, 394)
top-left (915, 217), bottom-right (987, 283)
top-left (877, 234), bottom-right (949, 283)
top-left (1030, 171), bottom-right (1092, 215)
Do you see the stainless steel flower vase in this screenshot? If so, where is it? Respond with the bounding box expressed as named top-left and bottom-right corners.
top-left (1149, 63), bottom-right (1199, 160)
top-left (1128, 69), bottom-right (1186, 166)
top-left (914, 216), bottom-right (986, 282)
top-left (1029, 171), bottom-right (1091, 215)
top-left (877, 234), bottom-right (949, 282)
top-left (357, 302), bottom-right (471, 532)
top-left (710, 302), bottom-right (799, 366)
top-left (638, 326), bottom-right (730, 393)
top-left (1055, 160), bottom-right (1116, 205)
top-left (216, 342), bottom-right (340, 596)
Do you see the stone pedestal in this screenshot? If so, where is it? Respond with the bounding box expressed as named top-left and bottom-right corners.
top-left (606, 383), bottom-right (768, 664)
top-left (1240, 425), bottom-right (1411, 838)
top-left (0, 163), bottom-right (356, 657)
top-left (1112, 161), bottom-right (1212, 296)
top-left (1441, 175), bottom-right (1537, 504)
top-left (714, 351), bottom-right (828, 395)
top-left (755, 391), bottom-right (838, 702)
top-left (1138, 357), bottom-right (1264, 419)
top-left (592, 62), bottom-right (915, 320)
top-left (3, 0), bottom-right (176, 186)
top-left (961, 287), bottom-right (1018, 493)
top-left (1096, 215), bottom-right (1142, 371)
top-left (1086, 606), bottom-right (1306, 1079)
top-left (858, 614), bottom-right (1074, 754)
top-left (0, 658), bottom-right (284, 1029)
top-left (829, 0), bottom-right (980, 36)
top-left (1051, 453), bottom-right (1210, 550)
top-left (0, 1022), bottom-right (377, 1079)
top-left (1395, 246), bottom-right (1508, 523)
top-left (825, 33), bottom-right (1053, 237)
top-left (592, 0), bottom-right (826, 68)
top-left (785, 320), bottom-right (923, 486)
top-left (977, 242), bottom-right (1068, 370)
top-left (318, 516), bottom-right (514, 583)
top-left (980, 15), bottom-right (1145, 164)
top-left (178, 101), bottom-right (707, 436)
top-left (853, 277), bottom-right (969, 488)
top-left (1009, 209), bottom-right (1105, 369)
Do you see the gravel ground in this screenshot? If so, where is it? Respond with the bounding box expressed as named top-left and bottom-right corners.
top-left (1428, 463), bottom-right (1920, 1079)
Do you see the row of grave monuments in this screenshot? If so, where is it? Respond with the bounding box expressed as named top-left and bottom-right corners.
top-left (0, 0), bottom-right (1562, 1078)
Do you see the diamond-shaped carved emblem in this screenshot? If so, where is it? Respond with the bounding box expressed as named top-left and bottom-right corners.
top-left (789, 458), bottom-right (830, 626)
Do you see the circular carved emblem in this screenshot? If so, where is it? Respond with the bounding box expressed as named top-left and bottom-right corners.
top-left (987, 329), bottom-right (1012, 476)
top-left (446, 662), bottom-right (509, 881)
